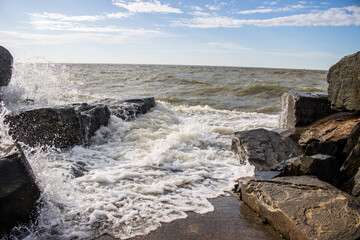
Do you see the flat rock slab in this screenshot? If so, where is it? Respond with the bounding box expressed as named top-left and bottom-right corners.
top-left (240, 176), bottom-right (360, 240)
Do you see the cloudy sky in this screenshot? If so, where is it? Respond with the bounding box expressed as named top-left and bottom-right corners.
top-left (0, 0), bottom-right (359, 69)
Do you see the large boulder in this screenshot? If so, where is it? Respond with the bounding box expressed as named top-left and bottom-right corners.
top-left (273, 154), bottom-right (343, 187)
top-left (298, 114), bottom-right (360, 158)
top-left (240, 176), bottom-right (360, 240)
top-left (0, 142), bottom-right (41, 233)
top-left (327, 51), bottom-right (360, 112)
top-left (101, 97), bottom-right (155, 121)
top-left (231, 128), bottom-right (303, 170)
top-left (278, 91), bottom-right (333, 129)
top-left (0, 46), bottom-right (13, 87)
top-left (4, 104), bottom-right (110, 149)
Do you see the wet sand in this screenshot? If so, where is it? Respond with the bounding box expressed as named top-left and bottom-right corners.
top-left (96, 194), bottom-right (283, 240)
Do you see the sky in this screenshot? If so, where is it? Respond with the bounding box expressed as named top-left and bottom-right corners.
top-left (0, 0), bottom-right (359, 69)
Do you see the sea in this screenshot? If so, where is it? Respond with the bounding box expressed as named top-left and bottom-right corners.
top-left (0, 63), bottom-right (328, 239)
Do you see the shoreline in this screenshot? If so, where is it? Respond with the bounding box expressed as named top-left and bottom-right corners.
top-left (96, 194), bottom-right (282, 240)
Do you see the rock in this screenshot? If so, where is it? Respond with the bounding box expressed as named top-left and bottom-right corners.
top-left (231, 128), bottom-right (303, 171)
top-left (298, 114), bottom-right (360, 159)
top-left (327, 51), bottom-right (360, 112)
top-left (0, 46), bottom-right (13, 87)
top-left (240, 176), bottom-right (360, 240)
top-left (273, 154), bottom-right (343, 187)
top-left (101, 97), bottom-right (155, 121)
top-left (74, 103), bottom-right (110, 140)
top-left (4, 104), bottom-right (110, 149)
top-left (342, 168), bottom-right (360, 197)
top-left (279, 91), bottom-right (333, 129)
top-left (0, 142), bottom-right (41, 233)
top-left (341, 124), bottom-right (360, 180)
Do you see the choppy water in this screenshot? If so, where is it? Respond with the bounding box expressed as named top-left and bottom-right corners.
top-left (0, 63), bottom-right (327, 239)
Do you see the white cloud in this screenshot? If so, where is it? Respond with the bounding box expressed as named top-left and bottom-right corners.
top-left (266, 50), bottom-right (336, 58)
top-left (174, 6), bottom-right (360, 28)
top-left (238, 4), bottom-right (307, 14)
top-left (106, 12), bottom-right (134, 19)
top-left (112, 0), bottom-right (182, 13)
top-left (29, 12), bottom-right (105, 21)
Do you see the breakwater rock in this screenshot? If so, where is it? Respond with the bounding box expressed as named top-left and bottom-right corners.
top-left (234, 51), bottom-right (360, 240)
top-left (0, 45), bottom-right (13, 87)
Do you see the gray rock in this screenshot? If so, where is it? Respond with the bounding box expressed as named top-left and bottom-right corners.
top-left (4, 103), bottom-right (110, 149)
top-left (231, 128), bottom-right (303, 171)
top-left (0, 142), bottom-right (41, 233)
top-left (327, 51), bottom-right (360, 112)
top-left (341, 124), bottom-right (360, 180)
top-left (0, 46), bottom-right (13, 87)
top-left (279, 91), bottom-right (333, 129)
top-left (273, 154), bottom-right (343, 187)
top-left (240, 176), bottom-right (360, 240)
top-left (342, 168), bottom-right (360, 197)
top-left (101, 97), bottom-right (155, 121)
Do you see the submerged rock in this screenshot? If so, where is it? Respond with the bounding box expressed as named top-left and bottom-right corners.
top-left (240, 176), bottom-right (360, 240)
top-left (102, 97), bottom-right (155, 121)
top-left (231, 128), bottom-right (303, 171)
top-left (278, 91), bottom-right (333, 129)
top-left (0, 142), bottom-right (41, 233)
top-left (327, 51), bottom-right (360, 112)
top-left (4, 103), bottom-right (110, 149)
top-left (0, 45), bottom-right (13, 87)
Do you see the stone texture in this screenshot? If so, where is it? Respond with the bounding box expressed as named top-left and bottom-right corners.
top-left (279, 91), bottom-right (333, 129)
top-left (0, 45), bottom-right (13, 87)
top-left (327, 51), bottom-right (360, 112)
top-left (101, 97), bottom-right (155, 121)
top-left (231, 128), bottom-right (303, 171)
top-left (0, 142), bottom-right (41, 233)
top-left (4, 104), bottom-right (110, 149)
top-left (342, 168), bottom-right (360, 197)
top-left (298, 114), bottom-right (360, 158)
top-left (273, 154), bottom-right (343, 187)
top-left (240, 176), bottom-right (360, 240)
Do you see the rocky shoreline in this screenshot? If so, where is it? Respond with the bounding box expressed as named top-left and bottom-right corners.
top-left (233, 51), bottom-right (360, 240)
top-left (1, 44), bottom-right (360, 240)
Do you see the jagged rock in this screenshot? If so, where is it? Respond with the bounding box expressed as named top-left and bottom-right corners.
top-left (4, 104), bottom-right (110, 148)
top-left (101, 97), bottom-right (155, 121)
top-left (298, 114), bottom-right (360, 159)
top-left (342, 168), bottom-right (360, 197)
top-left (327, 51), bottom-right (360, 112)
top-left (279, 91), bottom-right (333, 129)
top-left (0, 46), bottom-right (13, 87)
top-left (273, 154), bottom-right (343, 187)
top-left (0, 142), bottom-right (41, 233)
top-left (231, 128), bottom-right (303, 171)
top-left (240, 176), bottom-right (360, 240)
top-left (341, 123), bottom-right (360, 179)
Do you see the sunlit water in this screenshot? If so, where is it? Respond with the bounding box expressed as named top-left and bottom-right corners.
top-left (0, 63), bottom-right (327, 239)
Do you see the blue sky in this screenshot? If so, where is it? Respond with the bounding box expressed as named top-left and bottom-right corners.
top-left (0, 0), bottom-right (359, 69)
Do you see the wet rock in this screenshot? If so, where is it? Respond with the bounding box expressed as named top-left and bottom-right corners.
top-left (240, 176), bottom-right (360, 240)
top-left (298, 114), bottom-right (360, 159)
top-left (273, 154), bottom-right (343, 187)
top-left (0, 45), bottom-right (13, 87)
top-left (4, 104), bottom-right (110, 149)
top-left (101, 97), bottom-right (155, 121)
top-left (0, 142), bottom-right (41, 233)
top-left (279, 91), bottom-right (333, 129)
top-left (327, 51), bottom-right (360, 112)
top-left (231, 128), bottom-right (303, 171)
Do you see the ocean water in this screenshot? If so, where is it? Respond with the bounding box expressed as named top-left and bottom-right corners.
top-left (0, 63), bottom-right (327, 239)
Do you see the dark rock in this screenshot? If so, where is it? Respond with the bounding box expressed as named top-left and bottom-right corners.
top-left (4, 106), bottom-right (85, 148)
top-left (273, 154), bottom-right (343, 187)
top-left (231, 128), bottom-right (303, 171)
top-left (0, 142), bottom-right (41, 233)
top-left (341, 125), bottom-right (360, 180)
top-left (74, 103), bottom-right (110, 140)
top-left (240, 176), bottom-right (360, 240)
top-left (298, 114), bottom-right (360, 159)
top-left (0, 46), bottom-right (13, 87)
top-left (327, 51), bottom-right (360, 112)
top-left (279, 91), bottom-right (333, 129)
top-left (4, 104), bottom-right (110, 149)
top-left (342, 168), bottom-right (360, 197)
top-left (101, 97), bottom-right (155, 121)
